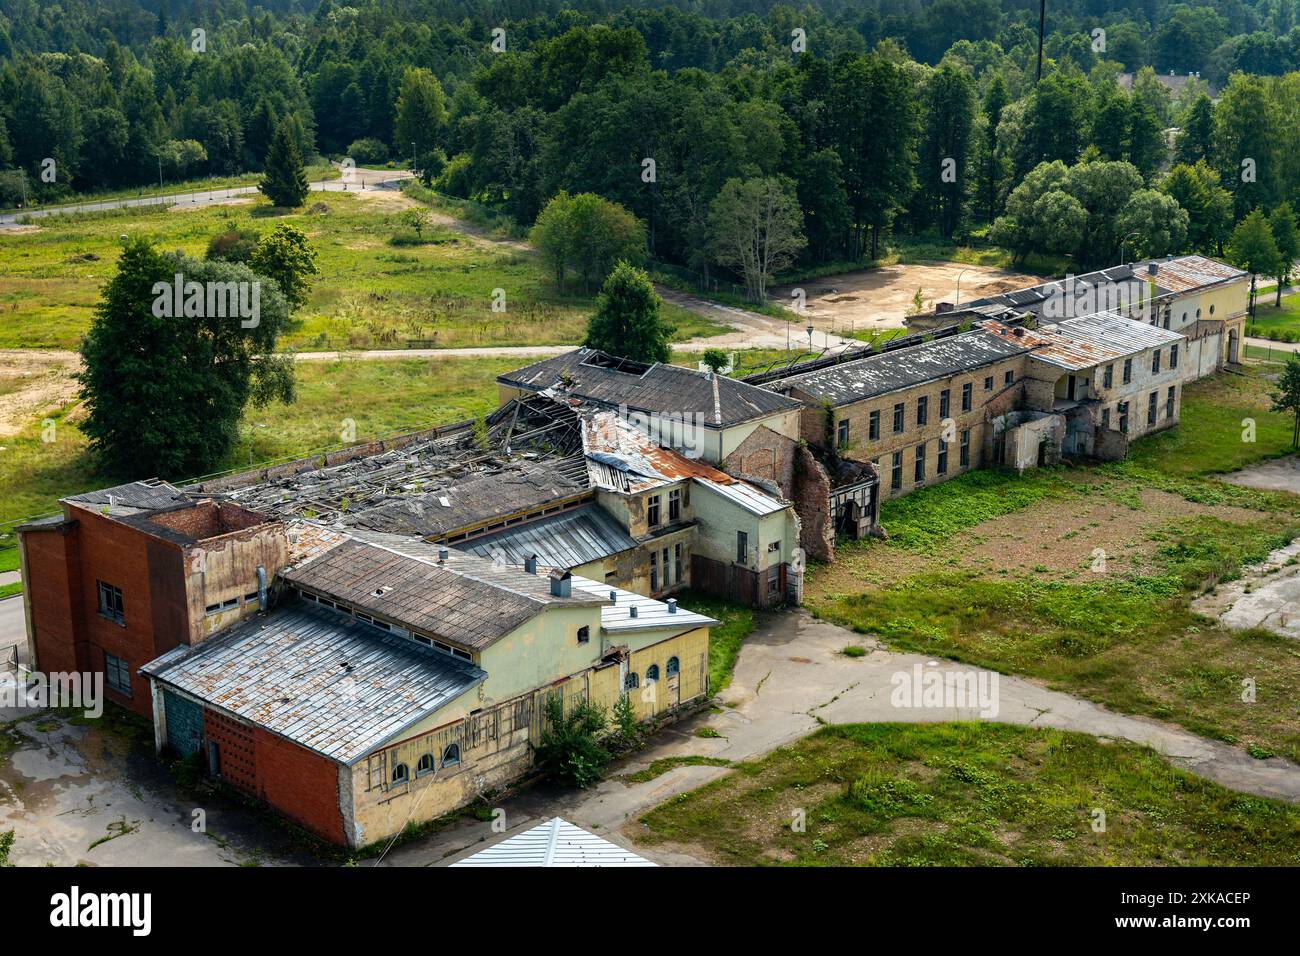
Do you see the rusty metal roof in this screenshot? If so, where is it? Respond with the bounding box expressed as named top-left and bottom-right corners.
top-left (998, 312), bottom-right (1184, 371)
top-left (500, 348), bottom-right (801, 427)
top-left (283, 533), bottom-right (605, 649)
top-left (581, 410), bottom-right (788, 515)
top-left (141, 601), bottom-right (486, 765)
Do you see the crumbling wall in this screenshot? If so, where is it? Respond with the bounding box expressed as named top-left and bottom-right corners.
top-left (722, 425), bottom-right (796, 495)
top-left (792, 443), bottom-right (834, 564)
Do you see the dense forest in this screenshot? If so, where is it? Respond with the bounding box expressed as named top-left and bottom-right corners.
top-left (3, 0), bottom-right (1300, 273)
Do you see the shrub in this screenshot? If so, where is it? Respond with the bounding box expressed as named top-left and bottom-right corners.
top-left (345, 137), bottom-right (389, 166)
top-left (535, 693), bottom-right (610, 788)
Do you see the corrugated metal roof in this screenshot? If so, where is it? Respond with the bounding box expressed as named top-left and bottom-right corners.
top-left (571, 576), bottom-right (719, 633)
top-left (284, 534), bottom-right (605, 649)
top-left (500, 348), bottom-right (801, 427)
top-left (1000, 312), bottom-right (1183, 371)
top-left (780, 327), bottom-right (1028, 405)
top-left (459, 504), bottom-right (638, 569)
top-left (141, 602), bottom-right (485, 765)
top-left (581, 411), bottom-right (789, 516)
top-left (450, 817), bottom-right (655, 867)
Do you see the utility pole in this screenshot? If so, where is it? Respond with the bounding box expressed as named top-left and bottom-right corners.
top-left (1035, 0), bottom-right (1046, 84)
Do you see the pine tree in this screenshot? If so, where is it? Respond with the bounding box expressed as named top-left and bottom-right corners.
top-left (258, 116), bottom-right (309, 208)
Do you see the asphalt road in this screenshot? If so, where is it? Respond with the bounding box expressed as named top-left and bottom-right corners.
top-left (0, 595), bottom-right (25, 666)
top-left (0, 167), bottom-right (412, 227)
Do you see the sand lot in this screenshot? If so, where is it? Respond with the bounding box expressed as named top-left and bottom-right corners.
top-left (770, 262), bottom-right (1043, 332)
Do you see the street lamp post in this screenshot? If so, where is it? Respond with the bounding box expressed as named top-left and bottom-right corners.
top-left (954, 267), bottom-right (971, 306)
top-left (1119, 231), bottom-right (1141, 266)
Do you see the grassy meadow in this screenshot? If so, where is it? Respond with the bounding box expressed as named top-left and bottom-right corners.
top-left (633, 723), bottom-right (1300, 866)
top-left (0, 187), bottom-right (727, 351)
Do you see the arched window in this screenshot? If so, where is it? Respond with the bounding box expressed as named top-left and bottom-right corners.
top-left (416, 753), bottom-right (435, 776)
top-left (624, 672), bottom-right (639, 691)
top-left (391, 762), bottom-right (409, 784)
top-left (645, 664), bottom-right (660, 683)
top-left (1181, 312), bottom-right (1188, 323)
top-left (666, 656), bottom-right (680, 676)
top-left (441, 743), bottom-right (461, 767)
top-left (1209, 305), bottom-right (1215, 315)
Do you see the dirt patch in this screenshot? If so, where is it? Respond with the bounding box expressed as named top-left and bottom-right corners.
top-left (818, 483), bottom-right (1265, 593)
top-left (350, 186), bottom-right (420, 212)
top-left (770, 262), bottom-right (1044, 332)
top-left (0, 350), bottom-right (82, 439)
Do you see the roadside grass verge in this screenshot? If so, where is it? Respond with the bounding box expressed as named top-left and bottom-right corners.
top-left (634, 722), bottom-right (1300, 866)
top-left (618, 755), bottom-right (732, 785)
top-left (670, 591), bottom-right (755, 696)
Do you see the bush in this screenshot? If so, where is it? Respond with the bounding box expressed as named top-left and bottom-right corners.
top-left (205, 227), bottom-right (261, 264)
top-left (345, 137), bottom-right (389, 166)
top-left (535, 693), bottom-right (610, 788)
top-left (437, 153), bottom-right (474, 198)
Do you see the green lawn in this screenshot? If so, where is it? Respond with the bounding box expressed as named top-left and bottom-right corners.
top-left (634, 723), bottom-right (1300, 866)
top-left (1246, 297), bottom-right (1300, 341)
top-left (667, 591), bottom-right (755, 695)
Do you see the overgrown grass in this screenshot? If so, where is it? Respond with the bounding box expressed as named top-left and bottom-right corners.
top-left (813, 513), bottom-right (1300, 761)
top-left (635, 723), bottom-right (1300, 866)
top-left (619, 755), bottom-right (732, 784)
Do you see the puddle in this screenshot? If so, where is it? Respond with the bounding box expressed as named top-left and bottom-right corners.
top-left (7, 745), bottom-right (88, 782)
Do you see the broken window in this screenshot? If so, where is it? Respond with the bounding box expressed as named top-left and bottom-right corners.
top-left (891, 451), bottom-right (903, 490)
top-left (937, 439), bottom-right (948, 475)
top-left (1147, 391), bottom-right (1158, 425)
top-left (1170, 344), bottom-right (1179, 369)
top-left (577, 625), bottom-right (590, 645)
top-left (892, 402), bottom-right (905, 433)
top-left (983, 376), bottom-right (992, 392)
top-left (1151, 349), bottom-right (1161, 375)
top-left (1104, 364), bottom-right (1113, 388)
top-left (1118, 401), bottom-right (1130, 433)
top-left (837, 419), bottom-right (849, 448)
top-left (647, 494), bottom-right (661, 527)
top-left (97, 581), bottom-right (124, 625)
top-left (1101, 407), bottom-right (1111, 429)
top-left (105, 652), bottom-right (131, 697)
top-left (939, 389), bottom-right (950, 418)
top-left (868, 410), bottom-right (880, 441)
top-left (1004, 370), bottom-right (1014, 386)
top-left (959, 429), bottom-right (970, 468)
top-left (914, 443), bottom-right (926, 483)
top-left (675, 543), bottom-right (684, 581)
top-left (650, 550), bottom-right (658, 591)
top-left (668, 488), bottom-right (681, 522)
top-left (1123, 358), bottom-right (1133, 384)
top-left (916, 396), bottom-right (928, 427)
top-left (1166, 386), bottom-right (1175, 419)
top-left (736, 531), bottom-right (748, 564)
top-left (962, 382), bottom-right (974, 411)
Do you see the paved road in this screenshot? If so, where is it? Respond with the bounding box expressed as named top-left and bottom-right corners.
top-left (388, 610), bottom-right (1300, 866)
top-left (0, 167), bottom-right (412, 227)
top-left (0, 595), bottom-right (25, 667)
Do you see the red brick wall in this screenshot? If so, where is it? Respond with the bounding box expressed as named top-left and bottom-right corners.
top-left (22, 524), bottom-right (85, 675)
top-left (253, 727), bottom-right (345, 844)
top-left (201, 707), bottom-right (344, 843)
top-left (72, 508), bottom-right (166, 718)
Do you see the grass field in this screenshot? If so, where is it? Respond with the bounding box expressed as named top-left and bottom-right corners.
top-left (0, 188), bottom-right (727, 351)
top-left (633, 723), bottom-right (1300, 866)
top-left (1245, 297), bottom-right (1300, 341)
top-left (807, 366), bottom-right (1300, 762)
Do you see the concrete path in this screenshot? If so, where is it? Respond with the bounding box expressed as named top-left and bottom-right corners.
top-left (0, 167), bottom-right (411, 227)
top-left (0, 596), bottom-right (25, 667)
top-left (384, 609), bottom-right (1300, 867)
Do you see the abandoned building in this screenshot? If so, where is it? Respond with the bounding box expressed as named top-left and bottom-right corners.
top-left (908, 254), bottom-right (1248, 371)
top-left (18, 482), bottom-right (717, 847)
